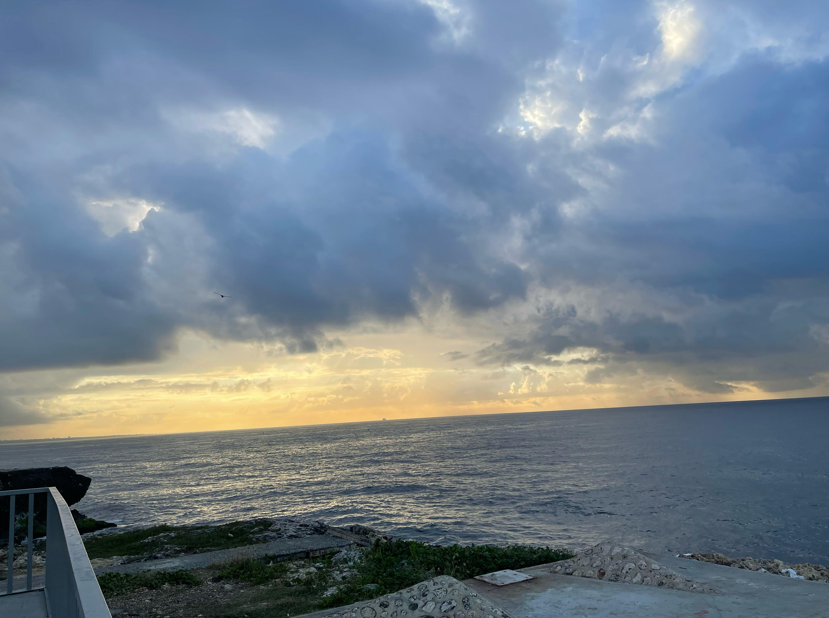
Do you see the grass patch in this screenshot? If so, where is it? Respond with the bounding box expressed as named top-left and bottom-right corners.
top-left (84, 520), bottom-right (274, 559)
top-left (322, 540), bottom-right (574, 608)
top-left (217, 558), bottom-right (290, 585)
top-left (210, 557), bottom-right (336, 618)
top-left (98, 570), bottom-right (200, 597)
top-left (76, 517), bottom-right (117, 534)
top-left (84, 525), bottom-right (175, 559)
top-left (212, 583), bottom-right (326, 618)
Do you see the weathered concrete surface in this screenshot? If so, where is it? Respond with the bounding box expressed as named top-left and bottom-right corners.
top-left (465, 552), bottom-right (829, 618)
top-left (301, 575), bottom-right (512, 618)
top-left (96, 533), bottom-right (353, 575)
top-left (0, 590), bottom-right (48, 618)
top-left (552, 542), bottom-right (715, 593)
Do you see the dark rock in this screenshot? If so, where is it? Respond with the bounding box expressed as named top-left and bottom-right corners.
top-left (1, 466), bottom-right (91, 504)
top-left (72, 509), bottom-right (117, 534)
top-left (0, 467), bottom-right (92, 540)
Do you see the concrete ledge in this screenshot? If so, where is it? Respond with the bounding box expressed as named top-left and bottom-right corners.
top-left (464, 553), bottom-right (829, 618)
top-left (0, 589), bottom-right (48, 618)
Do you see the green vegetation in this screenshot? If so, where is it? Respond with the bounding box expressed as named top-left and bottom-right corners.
top-left (83, 520), bottom-right (273, 559)
top-left (97, 541), bottom-right (573, 618)
top-left (322, 540), bottom-right (574, 608)
top-left (217, 558), bottom-right (290, 585)
top-left (12, 514), bottom-right (47, 543)
top-left (84, 524), bottom-right (175, 559)
top-left (212, 541), bottom-right (574, 614)
top-left (210, 580), bottom-right (327, 618)
top-left (97, 570), bottom-right (200, 596)
top-left (75, 516), bottom-right (117, 534)
top-left (210, 555), bottom-right (340, 618)
top-left (88, 518), bottom-right (575, 618)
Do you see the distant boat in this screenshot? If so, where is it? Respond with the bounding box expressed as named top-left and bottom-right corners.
top-left (382, 418), bottom-right (387, 421)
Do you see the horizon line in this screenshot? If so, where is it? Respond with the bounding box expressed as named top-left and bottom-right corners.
top-left (2, 393), bottom-right (827, 445)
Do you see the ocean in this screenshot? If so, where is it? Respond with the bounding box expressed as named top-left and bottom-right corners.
top-left (2, 398), bottom-right (828, 565)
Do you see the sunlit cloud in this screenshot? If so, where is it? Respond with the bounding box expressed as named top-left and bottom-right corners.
top-left (418, 0), bottom-right (471, 44)
top-left (85, 199), bottom-right (162, 236)
top-left (164, 107), bottom-right (279, 149)
top-left (656, 0), bottom-right (702, 61)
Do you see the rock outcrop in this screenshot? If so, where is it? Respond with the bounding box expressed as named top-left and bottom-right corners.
top-left (0, 466), bottom-right (92, 539)
top-left (550, 542), bottom-right (716, 593)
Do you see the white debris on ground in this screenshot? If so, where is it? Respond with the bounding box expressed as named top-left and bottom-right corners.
top-left (320, 547), bottom-right (363, 585)
top-left (550, 542), bottom-right (716, 594)
top-left (332, 548), bottom-right (364, 566)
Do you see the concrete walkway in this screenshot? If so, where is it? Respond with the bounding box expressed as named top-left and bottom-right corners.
top-left (464, 553), bottom-right (829, 618)
top-left (96, 533), bottom-right (353, 575)
top-left (0, 590), bottom-right (48, 618)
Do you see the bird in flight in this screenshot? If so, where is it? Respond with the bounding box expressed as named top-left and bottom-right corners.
top-left (214, 292), bottom-right (231, 298)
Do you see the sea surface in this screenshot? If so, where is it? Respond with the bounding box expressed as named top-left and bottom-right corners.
top-left (2, 398), bottom-right (829, 565)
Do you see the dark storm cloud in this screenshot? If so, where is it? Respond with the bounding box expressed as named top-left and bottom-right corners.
top-left (0, 168), bottom-right (178, 371)
top-left (0, 0), bottom-right (561, 372)
top-left (2, 0), bottom-right (829, 396)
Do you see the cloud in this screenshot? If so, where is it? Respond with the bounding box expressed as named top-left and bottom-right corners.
top-left (0, 0), bottom-right (561, 372)
top-left (1, 0), bottom-right (829, 402)
top-left (0, 397), bottom-right (49, 427)
top-left (442, 351), bottom-right (469, 361)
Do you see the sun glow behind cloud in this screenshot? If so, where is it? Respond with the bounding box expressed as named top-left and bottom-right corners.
top-left (163, 107), bottom-right (279, 149)
top-left (85, 199), bottom-right (161, 236)
top-left (656, 0), bottom-right (702, 60)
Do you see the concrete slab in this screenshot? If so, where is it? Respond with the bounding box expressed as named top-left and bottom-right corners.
top-left (97, 533), bottom-right (353, 575)
top-left (0, 590), bottom-right (48, 618)
top-left (464, 553), bottom-right (829, 618)
top-left (476, 570), bottom-right (535, 586)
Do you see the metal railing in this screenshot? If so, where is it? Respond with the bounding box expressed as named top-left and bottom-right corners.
top-left (1, 487), bottom-right (111, 618)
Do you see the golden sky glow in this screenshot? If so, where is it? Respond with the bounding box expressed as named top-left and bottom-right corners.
top-left (6, 324), bottom-right (827, 440)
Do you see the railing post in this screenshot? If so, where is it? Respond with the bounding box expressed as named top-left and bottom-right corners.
top-left (6, 494), bottom-right (13, 595)
top-left (45, 491), bottom-right (59, 612)
top-left (28, 492), bottom-right (34, 591)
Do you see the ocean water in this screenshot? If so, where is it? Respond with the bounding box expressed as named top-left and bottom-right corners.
top-left (2, 398), bottom-right (829, 565)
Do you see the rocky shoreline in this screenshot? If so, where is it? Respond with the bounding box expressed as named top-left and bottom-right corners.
top-left (679, 552), bottom-right (829, 584)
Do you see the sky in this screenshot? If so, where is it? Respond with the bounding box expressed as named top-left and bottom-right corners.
top-left (2, 0), bottom-right (829, 439)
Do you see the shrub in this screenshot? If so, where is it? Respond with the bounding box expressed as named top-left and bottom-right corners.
top-left (98, 570), bottom-right (200, 596)
top-left (322, 540), bottom-right (573, 607)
